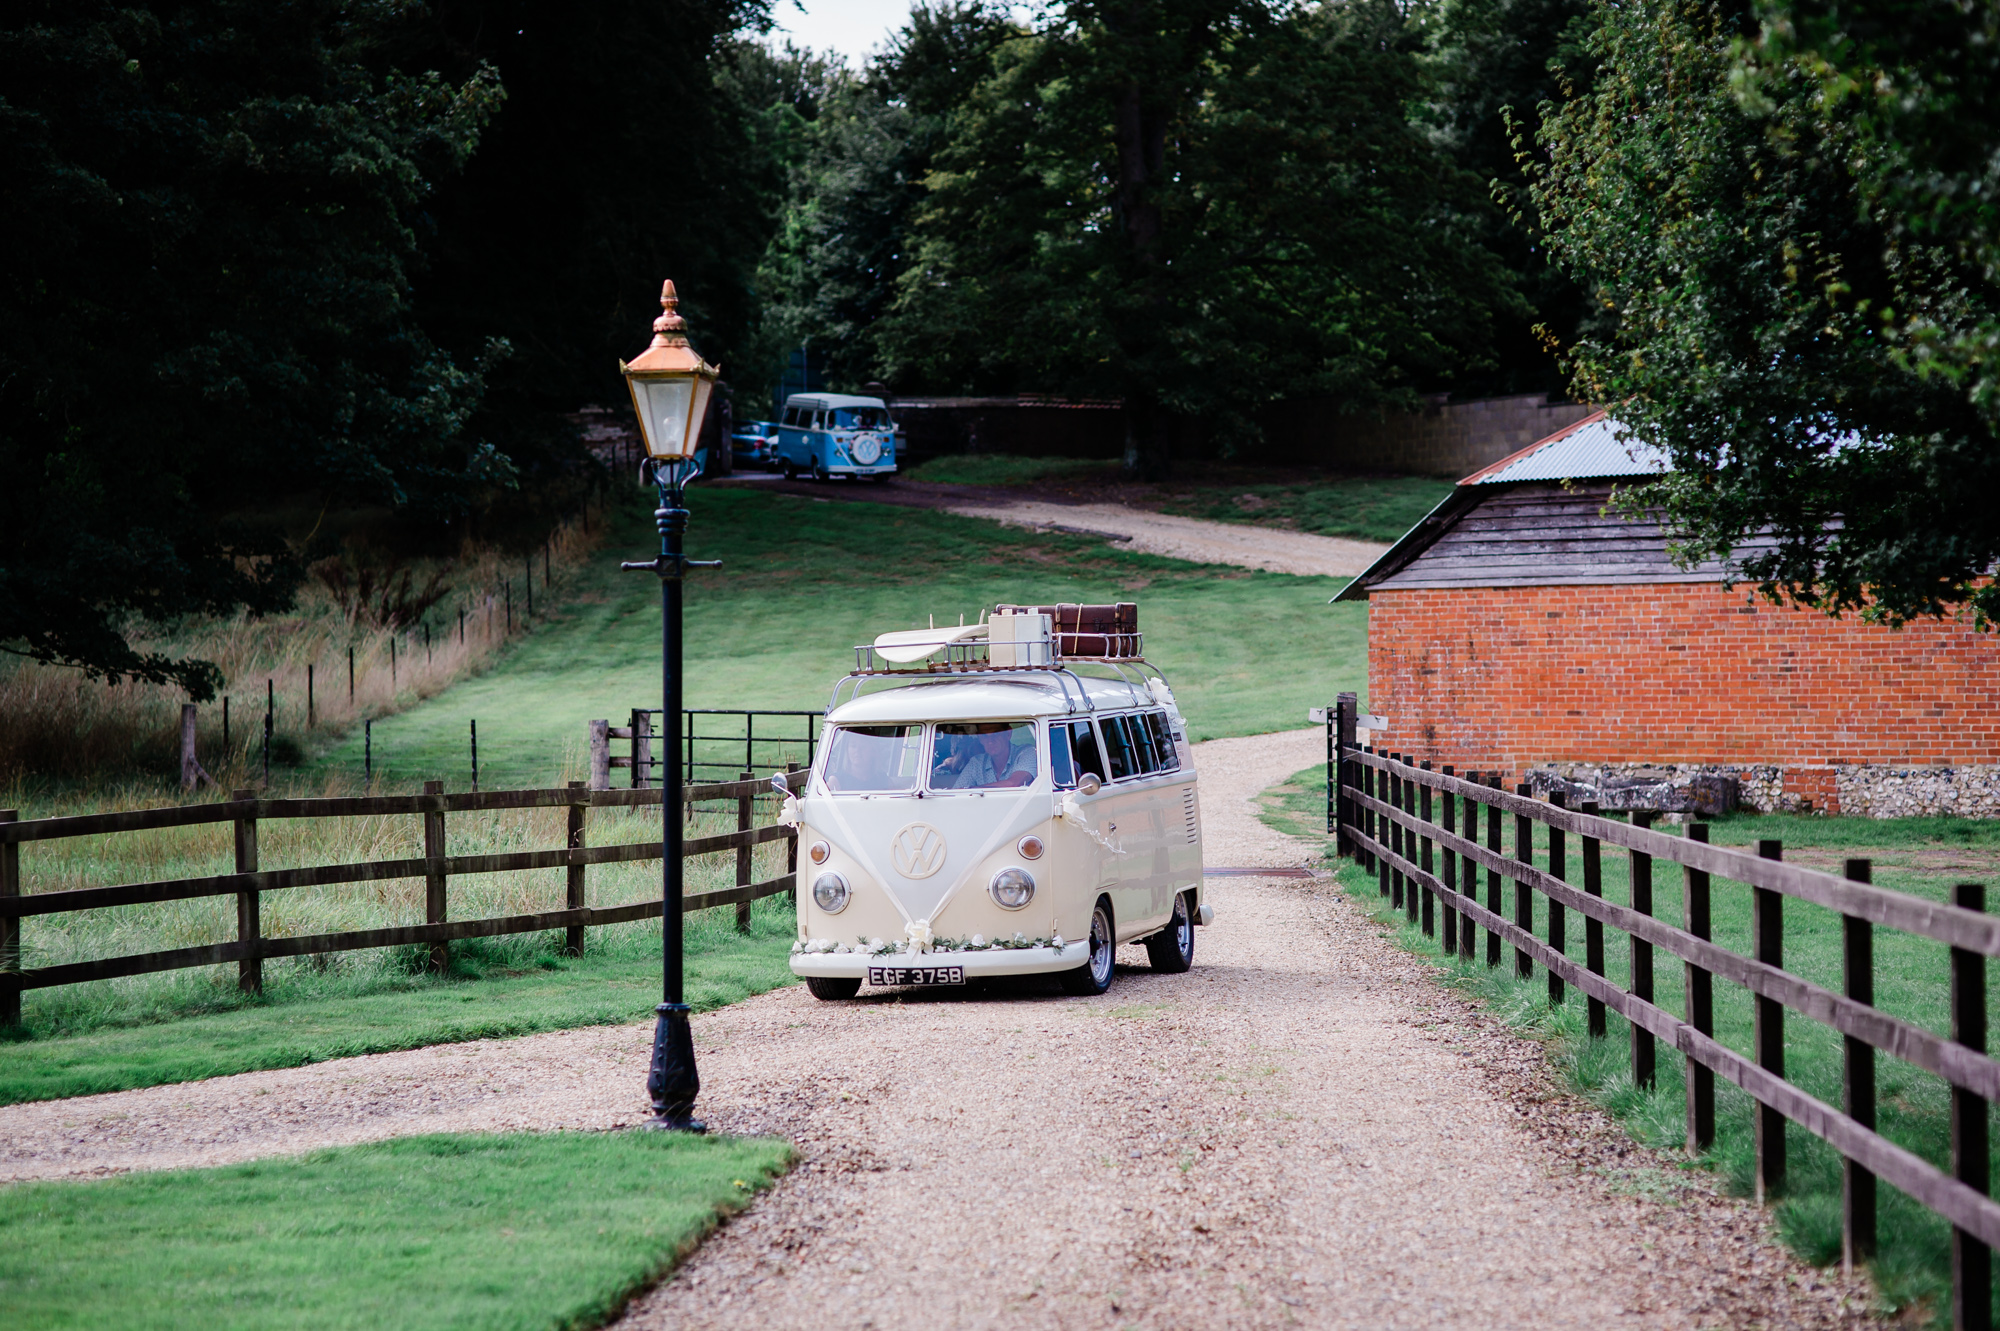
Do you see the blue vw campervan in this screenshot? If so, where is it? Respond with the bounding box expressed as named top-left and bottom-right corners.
top-left (776, 393), bottom-right (900, 481)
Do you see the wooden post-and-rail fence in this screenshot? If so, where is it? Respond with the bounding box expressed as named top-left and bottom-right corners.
top-left (0, 771), bottom-right (808, 1027)
top-left (1325, 694), bottom-right (2000, 1328)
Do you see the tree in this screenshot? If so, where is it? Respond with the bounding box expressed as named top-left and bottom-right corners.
top-left (876, 0), bottom-right (1521, 475)
top-left (0, 1), bottom-right (506, 698)
top-left (401, 0), bottom-right (782, 420)
top-left (1531, 0), bottom-right (2000, 627)
top-left (747, 3), bottom-right (1021, 396)
top-left (1417, 0), bottom-right (1598, 395)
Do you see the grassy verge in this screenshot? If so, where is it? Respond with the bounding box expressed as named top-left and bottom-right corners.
top-left (1153, 473), bottom-right (1454, 543)
top-left (0, 1130), bottom-right (791, 1331)
top-left (4, 892), bottom-right (798, 1107)
top-left (1257, 764), bottom-right (2000, 1326)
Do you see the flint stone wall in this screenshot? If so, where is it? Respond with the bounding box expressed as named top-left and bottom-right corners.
top-left (1522, 761), bottom-right (2000, 818)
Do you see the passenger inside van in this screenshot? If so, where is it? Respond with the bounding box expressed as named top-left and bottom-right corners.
top-left (932, 722), bottom-right (1037, 789)
top-left (832, 406), bottom-right (890, 430)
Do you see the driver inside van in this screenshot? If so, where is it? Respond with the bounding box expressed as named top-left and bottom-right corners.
top-left (932, 722), bottom-right (1037, 789)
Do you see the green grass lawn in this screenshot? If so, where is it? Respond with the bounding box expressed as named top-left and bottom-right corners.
top-left (4, 894), bottom-right (797, 1106)
top-left (1153, 473), bottom-right (1454, 544)
top-left (0, 1130), bottom-right (791, 1331)
top-left (306, 486), bottom-right (1367, 789)
top-left (901, 454), bottom-right (1120, 486)
top-left (1258, 764), bottom-right (2000, 1325)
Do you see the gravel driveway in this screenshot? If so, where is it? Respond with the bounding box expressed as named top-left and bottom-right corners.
top-left (941, 500), bottom-right (1385, 577)
top-left (0, 731), bottom-right (1870, 1327)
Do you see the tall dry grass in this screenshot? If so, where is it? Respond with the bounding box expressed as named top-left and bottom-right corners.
top-left (0, 518), bottom-right (602, 791)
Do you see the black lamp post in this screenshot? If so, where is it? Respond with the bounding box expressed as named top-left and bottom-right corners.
top-left (619, 279), bottom-right (721, 1132)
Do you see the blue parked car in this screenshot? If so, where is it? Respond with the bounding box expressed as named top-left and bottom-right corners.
top-left (732, 419), bottom-right (781, 468)
top-left (776, 393), bottom-right (899, 481)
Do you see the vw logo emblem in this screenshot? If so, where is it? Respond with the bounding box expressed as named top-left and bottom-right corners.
top-left (891, 822), bottom-right (947, 878)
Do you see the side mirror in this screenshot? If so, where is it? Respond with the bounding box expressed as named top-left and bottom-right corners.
top-left (1076, 772), bottom-right (1102, 796)
top-left (770, 772), bottom-right (789, 795)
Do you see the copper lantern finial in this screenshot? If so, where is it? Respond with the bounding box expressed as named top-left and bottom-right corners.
top-left (652, 280), bottom-right (688, 344)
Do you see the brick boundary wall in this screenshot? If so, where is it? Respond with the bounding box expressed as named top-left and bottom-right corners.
top-left (1366, 582), bottom-right (2000, 816)
top-left (1259, 392), bottom-right (1597, 477)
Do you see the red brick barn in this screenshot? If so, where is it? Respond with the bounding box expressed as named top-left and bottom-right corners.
top-left (1333, 412), bottom-right (2000, 816)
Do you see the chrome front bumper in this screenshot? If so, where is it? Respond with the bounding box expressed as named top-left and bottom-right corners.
top-left (790, 941), bottom-right (1088, 980)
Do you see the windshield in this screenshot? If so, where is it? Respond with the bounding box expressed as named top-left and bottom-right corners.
top-left (832, 406), bottom-right (889, 430)
top-left (822, 725), bottom-right (925, 792)
top-left (930, 721), bottom-right (1038, 790)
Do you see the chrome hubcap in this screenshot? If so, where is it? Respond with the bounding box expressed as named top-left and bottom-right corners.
top-left (1090, 910), bottom-right (1112, 983)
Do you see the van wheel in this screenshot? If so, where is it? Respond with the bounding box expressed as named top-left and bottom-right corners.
top-left (782, 460), bottom-right (798, 481)
top-left (1059, 899), bottom-right (1115, 996)
top-left (812, 461), bottom-right (829, 483)
top-left (1145, 892), bottom-right (1195, 973)
top-left (805, 976), bottom-right (861, 1001)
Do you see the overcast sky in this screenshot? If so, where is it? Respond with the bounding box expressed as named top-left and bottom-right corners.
top-left (767, 0), bottom-right (919, 61)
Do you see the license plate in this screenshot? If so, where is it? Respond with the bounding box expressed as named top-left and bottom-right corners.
top-left (867, 965), bottom-right (965, 987)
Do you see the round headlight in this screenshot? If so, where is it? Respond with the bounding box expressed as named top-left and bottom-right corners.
top-left (808, 840), bottom-right (831, 865)
top-left (812, 872), bottom-right (851, 913)
top-left (1016, 835), bottom-right (1044, 860)
top-left (989, 867), bottom-right (1036, 910)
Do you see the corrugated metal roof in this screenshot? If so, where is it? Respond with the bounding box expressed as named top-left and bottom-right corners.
top-left (1458, 410), bottom-right (1669, 486)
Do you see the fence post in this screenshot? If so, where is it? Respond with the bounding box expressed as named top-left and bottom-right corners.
top-left (1486, 775), bottom-right (1504, 967)
top-left (1336, 696), bottom-right (1358, 858)
top-left (631, 708), bottom-right (652, 791)
top-left (736, 771), bottom-right (754, 933)
top-left (1, 809), bottom-right (19, 1029)
top-left (1419, 761), bottom-right (1435, 937)
top-left (1953, 880), bottom-right (1991, 1331)
top-left (1365, 746), bottom-right (1380, 880)
top-left (1440, 766), bottom-right (1459, 956)
top-left (1388, 755), bottom-right (1403, 909)
top-left (1582, 800), bottom-right (1605, 1037)
top-left (1754, 838), bottom-right (1787, 1202)
top-left (469, 719), bottom-right (478, 792)
top-left (232, 787), bottom-right (262, 994)
top-left (308, 663), bottom-right (315, 728)
top-left (1685, 822), bottom-right (1715, 1154)
top-left (262, 679), bottom-right (273, 789)
top-left (423, 779), bottom-right (448, 973)
top-left (1403, 756), bottom-right (1419, 924)
top-left (686, 709), bottom-right (696, 784)
top-left (1546, 790), bottom-right (1568, 1007)
top-left (1514, 784), bottom-right (1534, 979)
top-left (1456, 773), bottom-right (1476, 961)
top-left (180, 703), bottom-right (199, 790)
top-left (588, 720), bottom-right (612, 791)
top-left (1326, 699), bottom-right (1337, 839)
top-left (1842, 856), bottom-right (1876, 1275)
top-left (1631, 811), bottom-right (1659, 1087)
top-left (566, 782), bottom-right (588, 957)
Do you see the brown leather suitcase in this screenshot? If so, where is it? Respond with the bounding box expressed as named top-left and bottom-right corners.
top-left (996, 603), bottom-right (1140, 657)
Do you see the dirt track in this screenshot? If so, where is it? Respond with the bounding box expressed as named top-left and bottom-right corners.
top-left (715, 473), bottom-right (1386, 577)
top-left (0, 731), bottom-right (1871, 1328)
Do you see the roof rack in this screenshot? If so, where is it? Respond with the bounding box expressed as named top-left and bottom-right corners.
top-left (847, 636), bottom-right (1144, 676)
top-left (826, 640), bottom-right (1162, 716)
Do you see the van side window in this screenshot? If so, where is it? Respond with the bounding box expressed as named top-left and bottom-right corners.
top-left (1049, 724), bottom-right (1074, 787)
top-left (1129, 714), bottom-right (1161, 773)
top-left (1065, 720), bottom-right (1108, 782)
top-left (811, 409), bottom-right (826, 430)
top-left (781, 405), bottom-right (799, 426)
top-left (1146, 711), bottom-right (1179, 772)
top-left (1100, 715), bottom-right (1138, 780)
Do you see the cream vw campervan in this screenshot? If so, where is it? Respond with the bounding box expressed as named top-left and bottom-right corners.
top-left (787, 605), bottom-right (1209, 998)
